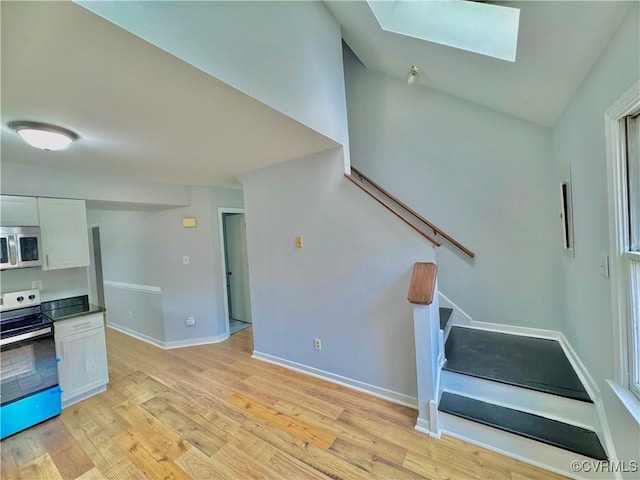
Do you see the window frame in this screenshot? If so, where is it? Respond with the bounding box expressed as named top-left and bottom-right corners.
top-left (605, 79), bottom-right (640, 406)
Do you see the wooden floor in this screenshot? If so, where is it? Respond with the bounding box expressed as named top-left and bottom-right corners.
top-left (1, 327), bottom-right (569, 480)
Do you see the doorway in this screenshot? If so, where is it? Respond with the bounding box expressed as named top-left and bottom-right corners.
top-left (219, 208), bottom-right (252, 336)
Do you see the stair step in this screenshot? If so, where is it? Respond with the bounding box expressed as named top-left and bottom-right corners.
top-left (439, 392), bottom-right (607, 460)
top-left (443, 326), bottom-right (591, 402)
top-left (439, 307), bottom-right (453, 329)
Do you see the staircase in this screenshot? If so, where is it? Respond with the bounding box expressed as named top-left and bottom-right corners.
top-left (347, 167), bottom-right (611, 476)
top-left (438, 324), bottom-right (609, 476)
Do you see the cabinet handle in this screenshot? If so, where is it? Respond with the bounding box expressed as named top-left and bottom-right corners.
top-left (46, 254), bottom-right (49, 268)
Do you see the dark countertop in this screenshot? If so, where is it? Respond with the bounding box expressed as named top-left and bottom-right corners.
top-left (42, 295), bottom-right (106, 322)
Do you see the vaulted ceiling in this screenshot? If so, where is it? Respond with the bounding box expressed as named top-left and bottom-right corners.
top-left (1, 1), bottom-right (633, 187)
top-left (326, 1), bottom-right (632, 126)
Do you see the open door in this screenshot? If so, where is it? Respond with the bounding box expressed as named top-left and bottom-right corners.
top-left (223, 213), bottom-right (252, 324)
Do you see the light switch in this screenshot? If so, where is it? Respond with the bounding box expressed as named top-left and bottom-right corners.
top-left (295, 236), bottom-right (304, 248)
top-left (183, 256), bottom-right (190, 265)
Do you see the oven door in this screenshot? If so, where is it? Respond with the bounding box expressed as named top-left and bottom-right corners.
top-left (0, 323), bottom-right (58, 406)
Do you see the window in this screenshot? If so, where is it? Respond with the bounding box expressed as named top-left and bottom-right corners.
top-left (606, 80), bottom-right (640, 408)
top-left (625, 114), bottom-right (640, 399)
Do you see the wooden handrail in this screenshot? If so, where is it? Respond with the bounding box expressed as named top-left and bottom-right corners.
top-left (344, 174), bottom-right (442, 247)
top-left (407, 262), bottom-right (438, 305)
top-left (350, 166), bottom-right (475, 258)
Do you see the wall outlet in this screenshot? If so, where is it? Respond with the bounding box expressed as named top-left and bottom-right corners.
top-left (186, 317), bottom-right (196, 326)
top-left (32, 280), bottom-right (43, 291)
top-left (128, 310), bottom-right (133, 319)
top-left (314, 338), bottom-right (321, 350)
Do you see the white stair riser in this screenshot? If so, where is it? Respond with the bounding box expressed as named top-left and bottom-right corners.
top-left (441, 370), bottom-right (596, 430)
top-left (440, 413), bottom-right (613, 480)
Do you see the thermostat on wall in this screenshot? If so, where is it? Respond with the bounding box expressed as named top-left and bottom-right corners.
top-left (182, 217), bottom-right (197, 228)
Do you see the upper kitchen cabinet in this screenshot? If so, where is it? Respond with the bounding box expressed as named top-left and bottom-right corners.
top-left (0, 195), bottom-right (39, 226)
top-left (37, 198), bottom-right (90, 270)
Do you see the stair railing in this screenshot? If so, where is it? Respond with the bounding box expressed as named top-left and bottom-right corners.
top-left (345, 166), bottom-right (475, 258)
top-left (408, 262), bottom-right (442, 438)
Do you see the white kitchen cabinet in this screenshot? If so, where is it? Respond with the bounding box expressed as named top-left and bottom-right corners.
top-left (0, 195), bottom-right (39, 226)
top-left (55, 313), bottom-right (109, 408)
top-left (37, 198), bottom-right (90, 270)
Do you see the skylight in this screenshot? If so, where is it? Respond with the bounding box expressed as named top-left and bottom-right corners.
top-left (367, 0), bottom-right (520, 62)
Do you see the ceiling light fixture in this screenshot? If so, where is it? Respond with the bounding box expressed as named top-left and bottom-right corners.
top-left (8, 121), bottom-right (79, 151)
top-left (407, 65), bottom-right (420, 85)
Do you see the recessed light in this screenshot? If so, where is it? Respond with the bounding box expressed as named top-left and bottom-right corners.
top-left (8, 121), bottom-right (79, 151)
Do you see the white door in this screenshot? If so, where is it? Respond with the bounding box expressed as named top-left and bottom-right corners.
top-left (225, 214), bottom-right (252, 323)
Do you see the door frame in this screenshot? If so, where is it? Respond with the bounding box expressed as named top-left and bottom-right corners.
top-left (86, 223), bottom-right (105, 308)
top-left (217, 207), bottom-right (249, 337)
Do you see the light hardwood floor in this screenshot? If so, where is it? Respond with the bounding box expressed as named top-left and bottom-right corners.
top-left (1, 327), bottom-right (569, 480)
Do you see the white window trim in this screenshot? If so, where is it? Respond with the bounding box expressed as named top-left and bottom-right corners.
top-left (605, 79), bottom-right (640, 420)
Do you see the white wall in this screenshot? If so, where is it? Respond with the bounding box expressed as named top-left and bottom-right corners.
top-left (87, 185), bottom-right (244, 345)
top-left (76, 0), bottom-right (350, 164)
top-left (344, 46), bottom-right (562, 330)
top-left (552, 5), bottom-right (640, 471)
top-left (0, 267), bottom-right (88, 302)
top-left (239, 148), bottom-right (435, 401)
top-left (1, 162), bottom-right (190, 207)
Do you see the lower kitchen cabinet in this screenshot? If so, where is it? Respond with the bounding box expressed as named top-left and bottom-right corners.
top-left (54, 313), bottom-right (109, 408)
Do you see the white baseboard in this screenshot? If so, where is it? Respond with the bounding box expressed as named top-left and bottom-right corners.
top-left (415, 417), bottom-right (441, 438)
top-left (107, 322), bottom-right (228, 349)
top-left (164, 333), bottom-right (229, 349)
top-left (440, 412), bottom-right (614, 480)
top-left (252, 350), bottom-right (418, 408)
top-left (107, 322), bottom-right (165, 348)
top-left (439, 291), bottom-right (472, 324)
top-left (466, 320), bottom-right (562, 340)
top-left (441, 370), bottom-right (595, 430)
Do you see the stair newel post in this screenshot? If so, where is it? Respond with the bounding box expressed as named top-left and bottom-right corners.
top-left (407, 262), bottom-right (442, 438)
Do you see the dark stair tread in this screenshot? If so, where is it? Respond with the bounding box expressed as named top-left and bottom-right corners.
top-left (439, 307), bottom-right (453, 330)
top-left (439, 392), bottom-right (607, 460)
top-left (443, 326), bottom-right (592, 402)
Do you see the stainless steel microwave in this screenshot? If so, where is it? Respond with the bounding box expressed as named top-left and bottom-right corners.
top-left (0, 227), bottom-right (43, 270)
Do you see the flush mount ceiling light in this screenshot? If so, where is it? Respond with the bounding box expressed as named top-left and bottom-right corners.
top-left (8, 121), bottom-right (79, 151)
top-left (407, 65), bottom-right (420, 85)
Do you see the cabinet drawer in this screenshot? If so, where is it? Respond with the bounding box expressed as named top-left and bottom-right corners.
top-left (54, 313), bottom-right (104, 337)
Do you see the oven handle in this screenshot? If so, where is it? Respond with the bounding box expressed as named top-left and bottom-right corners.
top-left (0, 326), bottom-right (53, 346)
top-left (8, 234), bottom-right (17, 266)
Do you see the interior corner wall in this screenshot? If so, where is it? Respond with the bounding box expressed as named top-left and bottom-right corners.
top-left (87, 185), bottom-right (243, 345)
top-left (76, 0), bottom-right (350, 163)
top-left (343, 45), bottom-right (562, 331)
top-left (239, 147), bottom-right (436, 400)
top-left (551, 5), bottom-right (640, 470)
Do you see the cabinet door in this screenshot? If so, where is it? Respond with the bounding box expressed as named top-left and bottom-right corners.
top-left (0, 196), bottom-right (39, 226)
top-left (56, 327), bottom-right (108, 403)
top-left (38, 198), bottom-right (90, 270)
